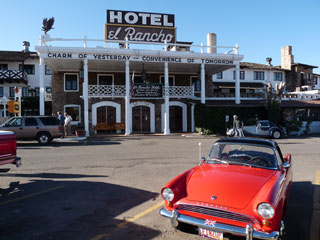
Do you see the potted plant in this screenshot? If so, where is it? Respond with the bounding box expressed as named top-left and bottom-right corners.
top-left (75, 124), bottom-right (86, 137)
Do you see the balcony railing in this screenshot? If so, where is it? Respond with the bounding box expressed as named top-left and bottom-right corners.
top-left (88, 85), bottom-right (194, 98)
top-left (282, 93), bottom-right (320, 100)
top-left (0, 70), bottom-right (28, 83)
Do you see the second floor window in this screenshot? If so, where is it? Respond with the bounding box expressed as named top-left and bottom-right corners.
top-left (233, 71), bottom-right (245, 80)
top-left (64, 74), bottom-right (78, 91)
top-left (0, 87), bottom-right (3, 97)
top-left (45, 65), bottom-right (52, 75)
top-left (160, 76), bottom-right (174, 86)
top-left (274, 72), bottom-right (283, 81)
top-left (9, 87), bottom-right (15, 97)
top-left (0, 64), bottom-right (8, 71)
top-left (216, 72), bottom-right (223, 79)
top-left (254, 71), bottom-right (264, 80)
top-left (314, 77), bottom-right (318, 86)
top-left (98, 75), bottom-right (113, 85)
top-left (19, 64), bottom-right (35, 75)
top-left (191, 76), bottom-right (201, 92)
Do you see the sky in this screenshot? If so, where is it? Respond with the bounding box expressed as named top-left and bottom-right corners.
top-left (1, 0), bottom-right (320, 73)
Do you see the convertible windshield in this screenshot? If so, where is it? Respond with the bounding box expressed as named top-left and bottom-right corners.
top-left (208, 142), bottom-right (278, 169)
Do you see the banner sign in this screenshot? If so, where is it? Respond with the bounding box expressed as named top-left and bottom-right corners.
top-left (46, 52), bottom-right (235, 65)
top-left (105, 10), bottom-right (176, 44)
top-left (131, 83), bottom-right (163, 98)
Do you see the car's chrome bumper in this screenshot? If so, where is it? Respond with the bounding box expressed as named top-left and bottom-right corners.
top-left (160, 208), bottom-right (279, 240)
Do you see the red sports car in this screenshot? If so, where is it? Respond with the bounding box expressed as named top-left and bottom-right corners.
top-left (160, 138), bottom-right (292, 240)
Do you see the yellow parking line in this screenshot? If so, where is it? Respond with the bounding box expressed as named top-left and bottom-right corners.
top-left (0, 186), bottom-right (64, 206)
top-left (116, 201), bottom-right (165, 228)
top-left (311, 171), bottom-right (320, 240)
top-left (90, 201), bottom-right (164, 240)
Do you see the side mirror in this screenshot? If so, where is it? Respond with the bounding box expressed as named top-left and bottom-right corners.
top-left (283, 154), bottom-right (292, 163)
top-left (282, 162), bottom-right (291, 169)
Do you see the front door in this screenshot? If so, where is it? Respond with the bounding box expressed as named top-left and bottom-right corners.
top-left (97, 106), bottom-right (116, 133)
top-left (170, 106), bottom-right (183, 132)
top-left (132, 106), bottom-right (150, 133)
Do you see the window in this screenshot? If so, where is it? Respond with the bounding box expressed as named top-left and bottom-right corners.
top-left (0, 87), bottom-right (3, 97)
top-left (45, 65), bottom-right (52, 75)
top-left (46, 87), bottom-right (52, 93)
top-left (254, 71), bottom-right (264, 80)
top-left (19, 64), bottom-right (35, 75)
top-left (22, 87), bottom-right (29, 97)
top-left (314, 77), bottom-right (318, 86)
top-left (233, 71), bottom-right (245, 80)
top-left (190, 76), bottom-right (201, 92)
top-left (39, 117), bottom-right (60, 126)
top-left (64, 105), bottom-right (80, 125)
top-left (35, 87), bottom-right (40, 97)
top-left (240, 71), bottom-right (245, 80)
top-left (274, 72), bottom-right (283, 81)
top-left (98, 74), bottom-right (113, 85)
top-left (160, 76), bottom-right (175, 86)
top-left (132, 75), bottom-right (143, 84)
top-left (6, 118), bottom-right (22, 126)
top-left (308, 74), bottom-right (312, 82)
top-left (64, 73), bottom-right (78, 91)
top-left (9, 87), bottom-right (15, 97)
top-left (25, 118), bottom-right (38, 126)
top-left (0, 64), bottom-right (8, 70)
top-left (216, 72), bottom-right (223, 79)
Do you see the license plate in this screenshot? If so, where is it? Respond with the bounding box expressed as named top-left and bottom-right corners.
top-left (199, 228), bottom-right (223, 240)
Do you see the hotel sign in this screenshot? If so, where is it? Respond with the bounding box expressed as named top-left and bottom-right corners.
top-left (105, 10), bottom-right (176, 44)
top-left (132, 83), bottom-right (163, 98)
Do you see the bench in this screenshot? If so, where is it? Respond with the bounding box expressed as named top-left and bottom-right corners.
top-left (93, 122), bottom-right (125, 132)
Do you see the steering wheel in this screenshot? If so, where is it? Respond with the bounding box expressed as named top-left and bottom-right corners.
top-left (248, 156), bottom-right (270, 167)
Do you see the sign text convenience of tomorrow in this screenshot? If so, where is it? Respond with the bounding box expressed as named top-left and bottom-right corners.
top-left (105, 10), bottom-right (176, 44)
top-left (46, 52), bottom-right (235, 65)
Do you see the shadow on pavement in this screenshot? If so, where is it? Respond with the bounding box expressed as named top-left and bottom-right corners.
top-left (0, 172), bottom-right (107, 180)
top-left (0, 177), bottom-right (160, 240)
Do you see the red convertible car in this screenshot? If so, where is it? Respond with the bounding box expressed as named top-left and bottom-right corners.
top-left (160, 138), bottom-right (292, 240)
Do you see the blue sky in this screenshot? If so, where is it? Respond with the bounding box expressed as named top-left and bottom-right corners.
top-left (1, 0), bottom-right (319, 73)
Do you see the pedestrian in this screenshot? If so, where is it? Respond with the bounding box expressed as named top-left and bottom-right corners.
top-left (233, 115), bottom-right (244, 137)
top-left (57, 111), bottom-right (65, 138)
top-left (64, 112), bottom-right (72, 136)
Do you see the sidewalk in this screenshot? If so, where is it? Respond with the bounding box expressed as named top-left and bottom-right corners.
top-left (55, 136), bottom-right (87, 142)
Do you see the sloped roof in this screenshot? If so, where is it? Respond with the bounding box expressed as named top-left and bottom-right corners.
top-left (240, 62), bottom-right (286, 71)
top-left (0, 51), bottom-right (38, 62)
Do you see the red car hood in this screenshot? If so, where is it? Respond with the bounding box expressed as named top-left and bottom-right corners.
top-left (186, 164), bottom-right (276, 210)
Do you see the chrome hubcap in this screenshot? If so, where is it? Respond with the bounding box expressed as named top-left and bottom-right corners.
top-left (274, 131), bottom-right (280, 139)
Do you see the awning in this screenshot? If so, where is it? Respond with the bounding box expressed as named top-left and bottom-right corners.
top-left (213, 82), bottom-right (266, 89)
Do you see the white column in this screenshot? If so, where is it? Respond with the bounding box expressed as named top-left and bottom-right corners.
top-left (191, 103), bottom-right (195, 132)
top-left (125, 60), bottom-right (131, 135)
top-left (39, 57), bottom-right (45, 115)
top-left (201, 63), bottom-right (205, 104)
top-left (83, 58), bottom-right (89, 136)
top-left (164, 61), bottom-right (170, 135)
top-left (235, 63), bottom-right (240, 104)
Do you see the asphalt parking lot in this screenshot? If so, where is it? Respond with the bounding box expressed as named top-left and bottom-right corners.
top-left (0, 134), bottom-right (319, 240)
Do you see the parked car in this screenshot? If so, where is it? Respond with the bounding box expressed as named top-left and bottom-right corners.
top-left (0, 130), bottom-right (21, 167)
top-left (160, 137), bottom-right (292, 240)
top-left (0, 116), bottom-right (62, 144)
top-left (241, 120), bottom-right (286, 139)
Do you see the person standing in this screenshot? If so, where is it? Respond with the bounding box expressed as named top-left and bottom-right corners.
top-left (64, 112), bottom-right (72, 136)
top-left (57, 111), bottom-right (65, 138)
top-left (233, 115), bottom-right (244, 137)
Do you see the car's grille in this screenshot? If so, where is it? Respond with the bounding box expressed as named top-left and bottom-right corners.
top-left (177, 204), bottom-right (255, 224)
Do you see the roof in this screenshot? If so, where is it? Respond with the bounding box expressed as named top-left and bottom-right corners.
top-left (216, 137), bottom-right (276, 148)
top-left (0, 51), bottom-right (39, 62)
top-left (213, 82), bottom-right (265, 89)
top-left (240, 62), bottom-right (286, 71)
top-left (292, 63), bottom-right (318, 69)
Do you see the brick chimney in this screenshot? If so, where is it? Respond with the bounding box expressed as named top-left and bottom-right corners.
top-left (281, 46), bottom-right (294, 70)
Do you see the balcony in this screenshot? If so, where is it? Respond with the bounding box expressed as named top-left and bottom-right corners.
top-left (282, 93), bottom-right (320, 100)
top-left (88, 85), bottom-right (194, 98)
top-left (0, 70), bottom-right (28, 84)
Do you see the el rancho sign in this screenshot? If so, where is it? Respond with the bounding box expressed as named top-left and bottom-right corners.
top-left (105, 10), bottom-right (176, 44)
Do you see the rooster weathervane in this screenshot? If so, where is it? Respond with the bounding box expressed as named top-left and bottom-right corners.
top-left (42, 17), bottom-right (55, 34)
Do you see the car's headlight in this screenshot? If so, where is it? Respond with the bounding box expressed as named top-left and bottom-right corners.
top-left (257, 203), bottom-right (275, 219)
top-left (162, 188), bottom-right (174, 201)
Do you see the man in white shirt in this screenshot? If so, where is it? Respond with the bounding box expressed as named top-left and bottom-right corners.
top-left (64, 112), bottom-right (73, 136)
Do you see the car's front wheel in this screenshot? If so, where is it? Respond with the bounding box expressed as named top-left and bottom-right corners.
top-left (37, 132), bottom-right (52, 144)
top-left (272, 130), bottom-right (281, 139)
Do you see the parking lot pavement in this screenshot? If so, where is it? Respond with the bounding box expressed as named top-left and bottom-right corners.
top-left (0, 135), bottom-right (319, 240)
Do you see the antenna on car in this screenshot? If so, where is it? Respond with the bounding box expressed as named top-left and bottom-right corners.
top-left (198, 142), bottom-right (202, 165)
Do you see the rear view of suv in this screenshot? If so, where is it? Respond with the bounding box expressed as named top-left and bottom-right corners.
top-left (0, 116), bottom-right (62, 144)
